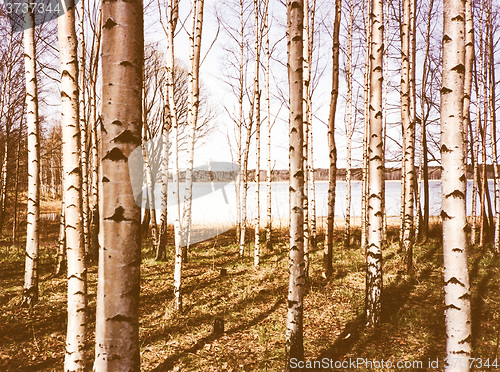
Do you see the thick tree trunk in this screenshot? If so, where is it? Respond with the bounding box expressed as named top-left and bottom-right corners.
top-left (58, 4), bottom-right (87, 368)
top-left (441, 0), bottom-right (472, 368)
top-left (365, 0), bottom-right (384, 327)
top-left (285, 0), bottom-right (305, 368)
top-left (94, 0), bottom-right (143, 368)
top-left (21, 5), bottom-right (40, 309)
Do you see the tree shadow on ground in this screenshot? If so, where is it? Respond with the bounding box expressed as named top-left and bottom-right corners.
top-left (150, 296), bottom-right (285, 371)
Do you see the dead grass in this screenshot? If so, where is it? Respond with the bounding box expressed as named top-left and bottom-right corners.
top-left (0, 221), bottom-right (499, 371)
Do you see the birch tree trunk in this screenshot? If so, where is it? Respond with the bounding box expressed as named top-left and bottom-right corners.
top-left (78, 0), bottom-right (89, 258)
top-left (365, 0), bottom-right (384, 327)
top-left (324, 0), bottom-right (341, 276)
top-left (89, 11), bottom-right (102, 261)
top-left (488, 0), bottom-right (499, 253)
top-left (181, 0), bottom-right (204, 264)
top-left (253, 0), bottom-right (262, 267)
top-left (401, 0), bottom-right (416, 274)
top-left (285, 0), bottom-right (305, 367)
top-left (441, 0), bottom-right (472, 368)
top-left (156, 101), bottom-right (170, 261)
top-left (58, 3), bottom-right (87, 368)
top-left (163, 0), bottom-right (183, 312)
top-left (307, 0), bottom-right (317, 249)
top-left (264, 0), bottom-right (272, 252)
top-left (94, 0), bottom-right (143, 367)
top-left (21, 5), bottom-right (40, 309)
top-left (416, 0), bottom-right (434, 241)
top-left (344, 0), bottom-right (353, 248)
top-left (361, 0), bottom-right (371, 252)
top-left (302, 0), bottom-right (310, 278)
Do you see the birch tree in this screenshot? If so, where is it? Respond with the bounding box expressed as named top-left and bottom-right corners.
top-left (253, 0), bottom-right (262, 267)
top-left (365, 0), bottom-right (384, 327)
top-left (324, 0), bottom-right (341, 276)
top-left (285, 0), bottom-right (305, 367)
top-left (21, 3), bottom-right (40, 309)
top-left (264, 0), bottom-right (272, 252)
top-left (441, 0), bottom-right (472, 367)
top-left (163, 0), bottom-right (183, 312)
top-left (94, 0), bottom-right (143, 368)
top-left (344, 0), bottom-right (354, 248)
top-left (400, 0), bottom-right (416, 274)
top-left (488, 0), bottom-right (499, 253)
top-left (58, 1), bottom-right (86, 368)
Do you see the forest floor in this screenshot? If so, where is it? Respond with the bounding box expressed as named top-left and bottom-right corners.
top-left (1, 216), bottom-right (500, 371)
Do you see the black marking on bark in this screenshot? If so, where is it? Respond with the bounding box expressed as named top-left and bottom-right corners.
top-left (69, 167), bottom-right (81, 176)
top-left (458, 333), bottom-right (472, 344)
top-left (294, 170), bottom-right (303, 178)
top-left (441, 87), bottom-right (452, 94)
top-left (103, 18), bottom-right (117, 29)
top-left (451, 64), bottom-right (465, 74)
top-left (443, 34), bottom-right (452, 42)
top-left (105, 206), bottom-right (132, 222)
top-left (112, 120), bottom-right (122, 126)
top-left (375, 111), bottom-right (382, 119)
top-left (120, 61), bottom-right (133, 67)
top-left (444, 303), bottom-right (460, 311)
top-left (451, 14), bottom-right (464, 22)
top-left (445, 277), bottom-right (465, 286)
top-left (287, 300), bottom-right (298, 308)
top-left (102, 148), bottom-right (127, 162)
top-left (450, 350), bottom-right (470, 355)
top-left (102, 176), bottom-right (110, 183)
top-left (459, 174), bottom-right (466, 182)
top-left (112, 130), bottom-right (139, 145)
top-left (61, 91), bottom-right (70, 99)
top-left (107, 314), bottom-right (134, 322)
top-left (458, 292), bottom-right (471, 300)
top-left (445, 190), bottom-right (465, 199)
top-left (441, 210), bottom-right (451, 220)
top-left (440, 144), bottom-right (452, 153)
top-left (452, 248), bottom-right (463, 253)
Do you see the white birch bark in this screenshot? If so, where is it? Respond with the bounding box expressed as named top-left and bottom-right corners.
top-left (21, 4), bottom-right (40, 309)
top-left (264, 0), bottom-right (272, 252)
top-left (94, 0), bottom-right (143, 367)
top-left (253, 0), bottom-right (262, 267)
top-left (366, 0), bottom-right (384, 327)
top-left (181, 0), bottom-right (204, 261)
top-left (344, 0), bottom-right (353, 247)
top-left (285, 0), bottom-right (305, 368)
top-left (441, 0), bottom-right (472, 368)
top-left (58, 2), bottom-right (86, 368)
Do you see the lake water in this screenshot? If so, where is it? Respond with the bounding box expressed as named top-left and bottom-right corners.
top-left (146, 179), bottom-right (496, 228)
